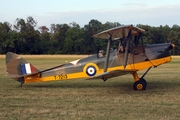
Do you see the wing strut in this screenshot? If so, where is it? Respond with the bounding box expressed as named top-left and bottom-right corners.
top-left (104, 35), bottom-right (112, 72)
top-left (123, 30), bottom-right (132, 69)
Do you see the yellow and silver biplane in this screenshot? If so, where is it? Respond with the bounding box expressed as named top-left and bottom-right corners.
top-left (6, 25), bottom-right (174, 90)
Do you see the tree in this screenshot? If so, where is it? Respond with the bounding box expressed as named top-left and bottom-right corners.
top-left (14, 16), bottom-right (40, 54)
top-left (0, 22), bottom-right (13, 53)
top-left (167, 30), bottom-right (180, 54)
top-left (2, 32), bottom-right (20, 53)
top-left (63, 22), bottom-right (84, 54)
top-left (39, 26), bottom-right (49, 33)
top-left (1, 17), bottom-right (180, 55)
top-left (83, 19), bottom-right (102, 54)
top-left (49, 23), bottom-right (70, 54)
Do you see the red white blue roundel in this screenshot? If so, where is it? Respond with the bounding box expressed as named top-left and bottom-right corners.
top-left (86, 66), bottom-right (96, 76)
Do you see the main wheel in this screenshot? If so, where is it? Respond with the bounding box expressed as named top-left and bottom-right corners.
top-left (133, 79), bottom-right (147, 90)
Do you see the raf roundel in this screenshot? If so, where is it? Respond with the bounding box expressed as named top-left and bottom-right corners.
top-left (86, 66), bottom-right (96, 76)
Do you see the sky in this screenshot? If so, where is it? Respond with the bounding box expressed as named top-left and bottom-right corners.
top-left (1, 0), bottom-right (180, 28)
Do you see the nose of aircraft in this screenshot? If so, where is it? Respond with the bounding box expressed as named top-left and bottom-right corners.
top-left (167, 43), bottom-right (174, 56)
top-left (171, 44), bottom-right (175, 49)
top-left (167, 43), bottom-right (175, 53)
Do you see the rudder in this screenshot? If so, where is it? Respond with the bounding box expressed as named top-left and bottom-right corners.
top-left (6, 52), bottom-right (39, 80)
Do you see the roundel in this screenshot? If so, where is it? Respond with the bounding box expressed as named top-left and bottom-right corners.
top-left (86, 66), bottom-right (96, 76)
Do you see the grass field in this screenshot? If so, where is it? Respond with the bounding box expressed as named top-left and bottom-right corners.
top-left (0, 55), bottom-right (180, 120)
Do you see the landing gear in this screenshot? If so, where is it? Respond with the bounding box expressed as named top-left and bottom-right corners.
top-left (20, 81), bottom-right (24, 87)
top-left (132, 67), bottom-right (151, 90)
top-left (133, 78), bottom-right (147, 90)
top-left (18, 78), bottom-right (24, 87)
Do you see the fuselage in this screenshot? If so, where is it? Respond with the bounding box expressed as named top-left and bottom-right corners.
top-left (24, 43), bottom-right (173, 83)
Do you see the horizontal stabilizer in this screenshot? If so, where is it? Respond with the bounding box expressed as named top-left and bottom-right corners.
top-left (7, 74), bottom-right (24, 78)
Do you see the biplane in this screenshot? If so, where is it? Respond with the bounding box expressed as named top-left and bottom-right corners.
top-left (6, 25), bottom-right (174, 90)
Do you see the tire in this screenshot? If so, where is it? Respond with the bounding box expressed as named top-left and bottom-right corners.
top-left (133, 79), bottom-right (147, 90)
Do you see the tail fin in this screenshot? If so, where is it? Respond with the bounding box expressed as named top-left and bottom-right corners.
top-left (6, 52), bottom-right (39, 80)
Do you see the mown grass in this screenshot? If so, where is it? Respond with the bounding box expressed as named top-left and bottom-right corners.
top-left (0, 56), bottom-right (180, 120)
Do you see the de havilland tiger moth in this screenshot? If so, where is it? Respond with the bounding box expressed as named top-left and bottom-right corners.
top-left (5, 25), bottom-right (174, 90)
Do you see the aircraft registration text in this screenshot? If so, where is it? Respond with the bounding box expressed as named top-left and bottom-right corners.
top-left (54, 74), bottom-right (68, 80)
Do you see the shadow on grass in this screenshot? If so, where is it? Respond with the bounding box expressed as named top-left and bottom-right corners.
top-left (147, 80), bottom-right (180, 90)
top-left (23, 79), bottom-right (180, 93)
top-left (25, 80), bottom-right (129, 88)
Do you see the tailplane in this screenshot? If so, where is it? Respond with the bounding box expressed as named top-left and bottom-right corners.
top-left (6, 52), bottom-right (39, 82)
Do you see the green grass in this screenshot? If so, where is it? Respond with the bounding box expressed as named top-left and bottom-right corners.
top-left (0, 56), bottom-right (180, 120)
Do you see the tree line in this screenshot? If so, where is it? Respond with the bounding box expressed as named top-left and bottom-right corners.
top-left (0, 16), bottom-right (180, 55)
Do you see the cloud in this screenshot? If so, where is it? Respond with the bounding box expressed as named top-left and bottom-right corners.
top-left (2, 4), bottom-right (180, 28)
top-left (35, 4), bottom-right (180, 27)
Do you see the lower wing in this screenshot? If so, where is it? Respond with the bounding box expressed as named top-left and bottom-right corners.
top-left (87, 69), bottom-right (137, 80)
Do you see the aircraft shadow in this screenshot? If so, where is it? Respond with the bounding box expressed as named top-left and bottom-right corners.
top-left (24, 80), bottom-right (179, 93)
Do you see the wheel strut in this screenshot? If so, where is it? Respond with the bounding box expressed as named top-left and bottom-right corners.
top-left (141, 67), bottom-right (152, 79)
top-left (18, 79), bottom-right (24, 87)
top-left (132, 67), bottom-right (152, 90)
top-left (19, 81), bottom-right (24, 87)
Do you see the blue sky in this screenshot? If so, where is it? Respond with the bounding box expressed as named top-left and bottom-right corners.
top-left (1, 0), bottom-right (180, 28)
